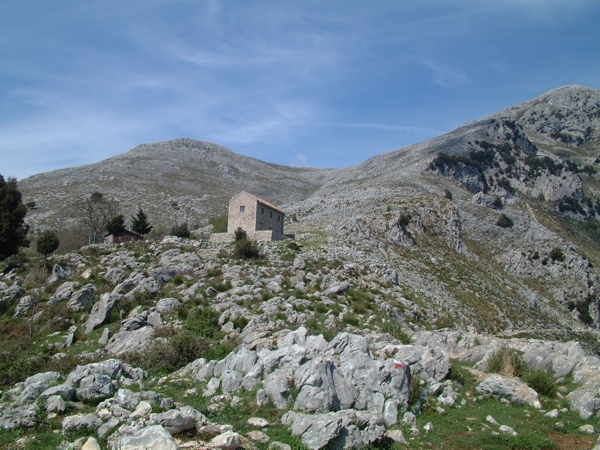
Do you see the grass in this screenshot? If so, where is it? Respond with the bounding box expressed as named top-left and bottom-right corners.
top-left (484, 345), bottom-right (525, 378)
top-left (402, 360), bottom-right (596, 449)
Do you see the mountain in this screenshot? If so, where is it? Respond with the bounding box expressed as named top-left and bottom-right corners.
top-left (3, 85), bottom-right (600, 449)
top-left (18, 85), bottom-right (600, 332)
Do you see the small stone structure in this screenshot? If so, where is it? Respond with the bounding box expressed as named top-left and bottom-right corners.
top-left (104, 229), bottom-right (144, 244)
top-left (210, 191), bottom-right (292, 242)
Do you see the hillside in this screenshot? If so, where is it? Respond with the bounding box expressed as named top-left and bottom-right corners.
top-left (4, 84), bottom-right (600, 448)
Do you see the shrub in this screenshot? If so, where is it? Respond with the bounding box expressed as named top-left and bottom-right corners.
top-left (525, 369), bottom-right (557, 398)
top-left (484, 344), bottom-right (524, 377)
top-left (234, 227), bottom-right (247, 242)
top-left (496, 213), bottom-right (514, 228)
top-left (381, 322), bottom-right (410, 344)
top-left (443, 189), bottom-right (453, 200)
top-left (286, 241), bottom-right (302, 252)
top-left (397, 214), bottom-right (411, 228)
top-left (342, 313), bottom-right (359, 326)
top-left (549, 247), bottom-right (565, 263)
top-left (234, 239), bottom-right (260, 259)
top-left (171, 223), bottom-right (190, 238)
top-left (125, 330), bottom-right (210, 373)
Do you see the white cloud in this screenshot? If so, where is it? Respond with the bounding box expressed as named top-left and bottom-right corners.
top-left (290, 154), bottom-right (309, 167)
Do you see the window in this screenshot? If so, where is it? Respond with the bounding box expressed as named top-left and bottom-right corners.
top-left (277, 215), bottom-right (280, 221)
top-left (240, 206), bottom-right (245, 213)
top-left (261, 207), bottom-right (264, 214)
top-left (270, 211), bottom-right (273, 218)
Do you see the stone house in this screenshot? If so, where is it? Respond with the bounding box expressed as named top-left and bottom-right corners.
top-left (211, 191), bottom-right (291, 242)
top-left (104, 229), bottom-right (144, 244)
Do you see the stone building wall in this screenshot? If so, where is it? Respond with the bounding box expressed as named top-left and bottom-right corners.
top-left (254, 201), bottom-right (284, 234)
top-left (227, 191), bottom-right (259, 234)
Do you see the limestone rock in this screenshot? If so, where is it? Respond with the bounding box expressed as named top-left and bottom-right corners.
top-left (84, 293), bottom-right (122, 334)
top-left (476, 374), bottom-right (541, 408)
top-left (119, 425), bottom-right (178, 450)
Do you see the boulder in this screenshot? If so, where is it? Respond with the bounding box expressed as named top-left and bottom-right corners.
top-left (150, 409), bottom-right (195, 434)
top-left (48, 265), bottom-right (71, 284)
top-left (294, 357), bottom-right (355, 412)
top-left (46, 395), bottom-right (66, 413)
top-left (76, 373), bottom-right (115, 403)
top-left (67, 284), bottom-right (96, 311)
top-left (104, 267), bottom-right (126, 285)
top-left (567, 382), bottom-right (600, 419)
top-left (119, 425), bottom-right (178, 450)
top-left (62, 413), bottom-right (102, 433)
top-left (84, 293), bottom-right (122, 334)
top-left (0, 404), bottom-right (39, 429)
top-left (155, 298), bottom-right (182, 314)
top-left (264, 369), bottom-right (292, 409)
top-left (282, 409), bottom-right (385, 450)
top-left (476, 374), bottom-right (542, 408)
top-left (221, 370), bottom-right (243, 393)
top-left (48, 281), bottom-right (78, 305)
top-left (209, 431), bottom-right (243, 450)
top-left (81, 437), bottom-right (101, 450)
top-left (104, 326), bottom-right (156, 355)
top-left (393, 345), bottom-right (449, 381)
top-left (13, 295), bottom-right (36, 318)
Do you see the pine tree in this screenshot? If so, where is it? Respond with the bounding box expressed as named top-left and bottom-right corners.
top-left (131, 208), bottom-right (153, 235)
top-left (0, 175), bottom-right (29, 260)
top-left (105, 214), bottom-right (126, 235)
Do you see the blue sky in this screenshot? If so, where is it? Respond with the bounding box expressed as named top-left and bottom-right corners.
top-left (1, 1), bottom-right (599, 180)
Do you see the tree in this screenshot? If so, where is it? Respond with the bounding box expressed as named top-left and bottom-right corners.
top-left (131, 208), bottom-right (153, 235)
top-left (105, 215), bottom-right (126, 235)
top-left (0, 175), bottom-right (29, 260)
top-left (36, 231), bottom-right (59, 259)
top-left (80, 193), bottom-right (119, 243)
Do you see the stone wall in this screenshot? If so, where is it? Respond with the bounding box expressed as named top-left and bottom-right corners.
top-left (255, 201), bottom-right (284, 234)
top-left (228, 192), bottom-right (259, 234)
top-left (209, 230), bottom-right (292, 243)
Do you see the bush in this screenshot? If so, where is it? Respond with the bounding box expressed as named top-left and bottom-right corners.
top-left (397, 214), bottom-right (411, 228)
top-left (125, 330), bottom-right (210, 373)
top-left (496, 213), bottom-right (514, 228)
top-left (381, 321), bottom-right (410, 344)
top-left (171, 223), bottom-right (190, 238)
top-left (234, 227), bottom-right (247, 242)
top-left (491, 197), bottom-right (503, 210)
top-left (342, 313), bottom-right (359, 326)
top-left (484, 344), bottom-right (525, 377)
top-left (549, 247), bottom-right (565, 263)
top-left (235, 239), bottom-right (260, 259)
top-left (443, 189), bottom-right (453, 200)
top-left (525, 369), bottom-right (557, 398)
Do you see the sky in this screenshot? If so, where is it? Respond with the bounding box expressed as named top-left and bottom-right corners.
top-left (1, 1), bottom-right (599, 180)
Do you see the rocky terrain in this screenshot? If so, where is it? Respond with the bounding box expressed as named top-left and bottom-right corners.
top-left (1, 236), bottom-right (600, 449)
top-left (2, 84), bottom-right (600, 448)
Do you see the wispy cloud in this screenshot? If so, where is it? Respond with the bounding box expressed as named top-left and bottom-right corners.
top-left (289, 154), bottom-right (310, 167)
top-left (421, 59), bottom-right (467, 88)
